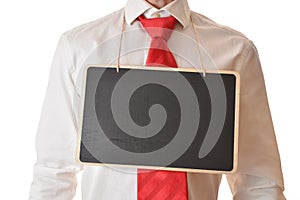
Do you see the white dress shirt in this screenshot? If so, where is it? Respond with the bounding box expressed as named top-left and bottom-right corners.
top-left (29, 0), bottom-right (285, 199)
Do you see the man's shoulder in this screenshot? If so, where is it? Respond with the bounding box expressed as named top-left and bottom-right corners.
top-left (62, 8), bottom-right (124, 41)
top-left (191, 11), bottom-right (249, 41)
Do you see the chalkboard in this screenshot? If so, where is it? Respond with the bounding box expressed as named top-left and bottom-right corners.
top-left (77, 65), bottom-right (240, 173)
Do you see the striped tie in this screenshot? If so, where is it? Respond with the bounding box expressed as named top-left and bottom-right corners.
top-left (137, 15), bottom-right (188, 200)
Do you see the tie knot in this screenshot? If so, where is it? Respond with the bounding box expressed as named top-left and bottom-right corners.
top-left (138, 15), bottom-right (177, 40)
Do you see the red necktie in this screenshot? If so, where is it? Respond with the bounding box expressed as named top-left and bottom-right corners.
top-left (139, 15), bottom-right (178, 68)
top-left (137, 15), bottom-right (188, 200)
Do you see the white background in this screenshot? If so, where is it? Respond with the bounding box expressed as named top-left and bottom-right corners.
top-left (0, 0), bottom-right (299, 199)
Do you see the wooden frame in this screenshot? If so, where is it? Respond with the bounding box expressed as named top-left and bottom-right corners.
top-left (76, 65), bottom-right (240, 174)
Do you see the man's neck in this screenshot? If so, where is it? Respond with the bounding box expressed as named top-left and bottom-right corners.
top-left (146, 0), bottom-right (174, 9)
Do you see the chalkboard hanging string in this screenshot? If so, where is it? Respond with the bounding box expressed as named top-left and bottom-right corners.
top-left (190, 15), bottom-right (206, 77)
top-left (117, 14), bottom-right (126, 73)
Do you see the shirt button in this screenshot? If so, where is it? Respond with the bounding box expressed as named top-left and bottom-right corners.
top-left (153, 13), bottom-right (161, 18)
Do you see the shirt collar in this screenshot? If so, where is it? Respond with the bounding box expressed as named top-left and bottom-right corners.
top-left (125, 0), bottom-right (191, 29)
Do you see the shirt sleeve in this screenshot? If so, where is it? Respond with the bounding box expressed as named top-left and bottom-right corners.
top-left (226, 41), bottom-right (285, 199)
top-left (29, 35), bottom-right (82, 200)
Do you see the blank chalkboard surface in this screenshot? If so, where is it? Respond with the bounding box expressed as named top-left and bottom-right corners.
top-left (77, 65), bottom-right (240, 174)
